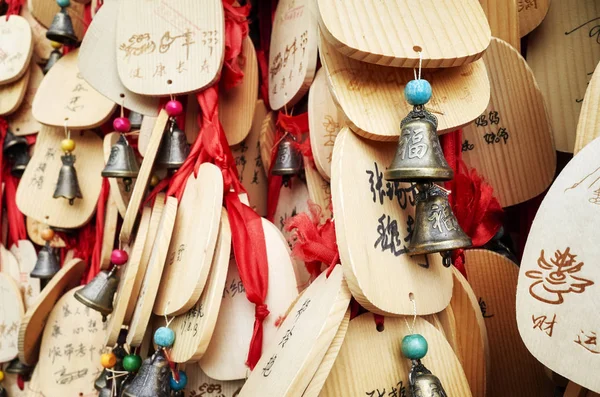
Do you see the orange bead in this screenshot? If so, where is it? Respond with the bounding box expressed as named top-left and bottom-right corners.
top-left (41, 229), bottom-right (55, 241)
top-left (100, 352), bottom-right (117, 368)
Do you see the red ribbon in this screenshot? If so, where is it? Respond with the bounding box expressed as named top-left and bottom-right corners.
top-left (86, 178), bottom-right (110, 283)
top-left (255, 0), bottom-right (277, 107)
top-left (5, 0), bottom-right (24, 19)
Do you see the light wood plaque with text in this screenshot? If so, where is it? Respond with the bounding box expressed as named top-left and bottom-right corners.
top-left (20, 5), bottom-right (52, 62)
top-left (8, 63), bottom-right (42, 135)
top-left (10, 240), bottom-right (41, 310)
top-left (518, 0), bottom-right (550, 37)
top-left (0, 15), bottom-right (33, 84)
top-left (0, 66), bottom-right (30, 116)
top-left (186, 364), bottom-right (245, 397)
top-left (0, 273), bottom-right (24, 362)
top-left (574, 62), bottom-right (600, 154)
top-left (479, 0), bottom-right (520, 50)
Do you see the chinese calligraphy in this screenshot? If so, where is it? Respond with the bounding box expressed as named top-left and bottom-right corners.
top-left (532, 314), bottom-right (557, 337)
top-left (575, 330), bottom-right (600, 354)
top-left (474, 111), bottom-right (510, 146)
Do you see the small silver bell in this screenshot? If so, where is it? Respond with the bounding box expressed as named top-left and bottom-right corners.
top-left (122, 350), bottom-right (170, 397)
top-left (74, 266), bottom-right (119, 321)
top-left (53, 152), bottom-right (83, 205)
top-left (155, 120), bottom-right (190, 170)
top-left (30, 241), bottom-right (60, 280)
top-left (409, 360), bottom-right (448, 397)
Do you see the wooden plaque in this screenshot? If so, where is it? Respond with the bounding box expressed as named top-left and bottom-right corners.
top-left (8, 63), bottom-right (43, 136)
top-left (574, 62), bottom-right (600, 154)
top-left (154, 164), bottom-right (224, 316)
top-left (1, 243), bottom-right (21, 284)
top-left (100, 194), bottom-right (119, 269)
top-left (116, 0), bottom-right (225, 96)
top-left (332, 127), bottom-right (451, 315)
top-left (0, 15), bottom-right (33, 84)
top-left (103, 132), bottom-right (133, 218)
top-left (0, 65), bottom-right (30, 116)
top-left (320, 36), bottom-right (491, 141)
top-left (305, 162), bottom-right (333, 222)
top-left (10, 240), bottom-right (41, 310)
top-left (3, 373), bottom-right (28, 397)
top-left (519, 0), bottom-right (550, 37)
top-left (26, 217), bottom-right (65, 248)
top-left (517, 138), bottom-right (600, 393)
top-left (317, 0), bottom-right (490, 68)
top-left (0, 273), bottom-right (24, 362)
top-left (16, 126), bottom-right (104, 229)
top-left (186, 364), bottom-right (245, 397)
top-left (462, 38), bottom-right (556, 207)
top-left (479, 0), bottom-right (520, 50)
top-left (20, 5), bottom-right (53, 63)
top-left (30, 0), bottom-right (85, 41)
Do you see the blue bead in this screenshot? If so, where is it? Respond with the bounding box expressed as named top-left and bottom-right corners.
top-left (170, 370), bottom-right (187, 391)
top-left (154, 327), bottom-right (175, 348)
top-left (404, 79), bottom-right (432, 106)
top-left (56, 0), bottom-right (70, 7)
top-left (401, 334), bottom-right (428, 360)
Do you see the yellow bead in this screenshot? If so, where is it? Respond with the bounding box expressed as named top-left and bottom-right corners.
top-left (50, 41), bottom-right (62, 49)
top-left (61, 139), bottom-right (75, 152)
top-left (0, 370), bottom-right (4, 382)
top-left (150, 175), bottom-right (160, 187)
top-left (100, 352), bottom-right (117, 368)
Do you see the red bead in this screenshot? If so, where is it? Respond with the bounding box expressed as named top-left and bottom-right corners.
top-left (113, 117), bottom-right (131, 133)
top-left (111, 249), bottom-right (128, 266)
top-left (165, 100), bottom-right (183, 117)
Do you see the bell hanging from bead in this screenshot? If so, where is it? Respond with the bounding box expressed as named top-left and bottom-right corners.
top-left (121, 350), bottom-right (171, 397)
top-left (5, 358), bottom-right (32, 376)
top-left (128, 111), bottom-right (144, 130)
top-left (30, 241), bottom-right (60, 280)
top-left (102, 134), bottom-right (140, 192)
top-left (271, 133), bottom-right (303, 176)
top-left (155, 120), bottom-right (189, 169)
top-left (46, 6), bottom-right (78, 46)
top-left (53, 152), bottom-right (82, 205)
top-left (43, 48), bottom-right (62, 75)
top-left (409, 183), bottom-right (471, 267)
top-left (409, 360), bottom-right (448, 397)
top-left (74, 266), bottom-right (119, 321)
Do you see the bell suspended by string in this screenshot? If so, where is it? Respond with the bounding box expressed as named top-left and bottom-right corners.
top-left (122, 350), bottom-right (171, 397)
top-left (3, 130), bottom-right (30, 178)
top-left (53, 152), bottom-right (82, 205)
top-left (5, 358), bottom-right (32, 376)
top-left (155, 120), bottom-right (189, 169)
top-left (74, 266), bottom-right (119, 321)
top-left (11, 148), bottom-right (30, 178)
top-left (385, 107), bottom-right (453, 182)
top-left (271, 133), bottom-right (303, 176)
top-left (46, 7), bottom-right (78, 46)
top-left (94, 369), bottom-right (109, 391)
top-left (102, 134), bottom-right (140, 192)
top-left (128, 111), bottom-right (144, 130)
top-left (409, 360), bottom-right (448, 397)
top-left (30, 241), bottom-right (60, 280)
top-left (43, 49), bottom-right (62, 75)
top-left (409, 183), bottom-right (471, 267)
top-left (3, 130), bottom-right (28, 156)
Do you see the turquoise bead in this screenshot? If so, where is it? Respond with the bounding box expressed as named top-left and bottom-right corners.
top-left (170, 370), bottom-right (187, 391)
top-left (401, 334), bottom-right (428, 360)
top-left (404, 79), bottom-right (432, 106)
top-left (154, 327), bottom-right (175, 348)
top-left (56, 0), bottom-right (70, 7)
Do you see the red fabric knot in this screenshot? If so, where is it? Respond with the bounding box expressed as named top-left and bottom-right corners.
top-left (255, 304), bottom-right (270, 322)
top-left (5, 0), bottom-right (25, 19)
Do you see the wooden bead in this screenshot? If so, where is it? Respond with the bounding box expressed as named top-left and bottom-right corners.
top-left (41, 228), bottom-right (55, 241)
top-left (61, 138), bottom-right (75, 152)
top-left (113, 117), bottom-right (131, 133)
top-left (111, 249), bottom-right (128, 266)
top-left (100, 352), bottom-right (117, 368)
top-left (165, 100), bottom-right (183, 117)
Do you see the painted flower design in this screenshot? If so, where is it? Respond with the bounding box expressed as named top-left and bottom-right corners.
top-left (526, 248), bottom-right (594, 305)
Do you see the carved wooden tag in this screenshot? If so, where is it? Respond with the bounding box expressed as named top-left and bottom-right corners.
top-left (170, 210), bottom-right (230, 362)
top-left (462, 37), bottom-right (556, 207)
top-left (305, 162), bottom-right (333, 221)
top-left (26, 217), bottom-right (66, 248)
top-left (154, 164), bottom-right (224, 316)
top-left (10, 240), bottom-right (41, 310)
top-left (517, 138), bottom-right (600, 393)
top-left (519, 0), bottom-right (550, 37)
top-left (0, 15), bottom-right (33, 85)
top-left (332, 127), bottom-right (450, 315)
top-left (526, 0), bottom-right (600, 153)
top-left (78, 0), bottom-right (159, 116)
top-left (116, 0), bottom-right (224, 96)
top-left (0, 65), bottom-right (30, 116)
top-left (479, 0), bottom-right (520, 50)
top-left (0, 273), bottom-right (24, 362)
top-left (200, 219), bottom-right (299, 380)
top-left (319, 36), bottom-right (491, 141)
top-left (186, 364), bottom-right (245, 397)
top-left (16, 126), bottom-right (104, 229)
top-left (465, 250), bottom-right (554, 397)
top-left (30, 0), bottom-right (85, 41)
top-left (321, 314), bottom-right (472, 396)
top-left (239, 266), bottom-right (350, 397)
top-left (317, 0), bottom-right (490, 68)
top-left (574, 61), bottom-right (600, 154)
top-left (103, 132), bottom-right (133, 218)
top-left (259, 111), bottom-right (276, 173)
top-left (20, 5), bottom-right (53, 63)
top-left (8, 63), bottom-right (42, 136)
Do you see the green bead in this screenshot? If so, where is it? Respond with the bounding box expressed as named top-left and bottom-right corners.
top-left (401, 334), bottom-right (428, 360)
top-left (56, 0), bottom-right (70, 7)
top-left (122, 354), bottom-right (142, 372)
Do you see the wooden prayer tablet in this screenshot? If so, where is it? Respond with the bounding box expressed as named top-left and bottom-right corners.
top-left (317, 0), bottom-right (490, 69)
top-left (32, 49), bottom-right (116, 129)
top-left (232, 100), bottom-right (268, 217)
top-left (16, 126), bottom-right (104, 229)
top-left (259, 110), bottom-right (276, 173)
top-left (38, 287), bottom-right (108, 397)
top-left (137, 115), bottom-right (155, 156)
top-left (462, 38), bottom-right (556, 207)
top-left (574, 62), bottom-right (600, 154)
top-left (170, 211), bottom-right (231, 362)
top-left (10, 240), bottom-right (41, 310)
top-left (116, 0), bottom-right (225, 96)
top-left (78, 0), bottom-right (159, 116)
top-left (268, 0), bottom-right (318, 110)
top-left (187, 363), bottom-right (245, 397)
top-left (103, 132), bottom-right (133, 218)
top-left (1, 244), bottom-right (21, 285)
top-left (220, 37), bottom-right (258, 146)
top-left (0, 65), bottom-right (30, 116)
top-left (200, 219), bottom-right (299, 381)
top-left (517, 137), bottom-right (600, 394)
top-left (519, 0), bottom-right (550, 37)
top-left (321, 313), bottom-right (472, 397)
top-left (100, 195), bottom-right (119, 270)
top-left (304, 162), bottom-right (333, 222)
top-left (308, 68), bottom-right (343, 181)
top-left (8, 63), bottom-right (43, 135)
top-left (26, 217), bottom-right (66, 248)
top-left (319, 36), bottom-right (491, 141)
top-left (526, 0), bottom-right (600, 153)
top-left (479, 0), bottom-right (520, 50)
top-left (20, 5), bottom-right (53, 63)
top-left (0, 273), bottom-right (25, 362)
top-left (30, 0), bottom-right (85, 41)
top-left (465, 250), bottom-right (554, 397)
top-left (154, 164), bottom-right (224, 316)
top-left (0, 15), bottom-right (33, 85)
top-left (332, 127), bottom-right (451, 315)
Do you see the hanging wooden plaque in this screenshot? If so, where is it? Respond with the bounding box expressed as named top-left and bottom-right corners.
top-left (518, 0), bottom-right (550, 37)
top-left (317, 0), bottom-right (490, 68)
top-left (20, 5), bottom-right (52, 63)
top-left (30, 0), bottom-right (85, 41)
top-left (332, 127), bottom-right (450, 315)
top-left (479, 0), bottom-right (520, 50)
top-left (16, 126), bottom-right (104, 229)
top-left (103, 132), bottom-right (133, 218)
top-left (10, 240), bottom-right (41, 310)
top-left (259, 111), bottom-right (276, 173)
top-left (154, 164), bottom-right (224, 316)
top-left (100, 195), bottom-right (119, 269)
top-left (0, 65), bottom-right (30, 116)
top-left (574, 62), bottom-right (600, 154)
top-left (115, 0), bottom-right (225, 96)
top-left (304, 162), bottom-right (333, 222)
top-left (0, 273), bottom-right (24, 362)
top-left (26, 217), bottom-right (65, 248)
top-left (462, 37), bottom-right (556, 207)
top-left (517, 138), bottom-right (600, 393)
top-left (186, 363), bottom-right (245, 396)
top-left (526, 0), bottom-right (600, 153)
top-left (1, 244), bottom-right (21, 284)
top-left (319, 36), bottom-right (491, 141)
top-left (0, 15), bottom-right (33, 84)
top-left (8, 63), bottom-right (43, 136)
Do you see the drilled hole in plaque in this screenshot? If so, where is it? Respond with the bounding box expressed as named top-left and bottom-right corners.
top-left (167, 79), bottom-right (173, 85)
top-left (413, 45), bottom-right (422, 53)
top-left (376, 322), bottom-right (385, 332)
top-left (409, 292), bottom-right (415, 301)
top-left (119, 93), bottom-right (125, 98)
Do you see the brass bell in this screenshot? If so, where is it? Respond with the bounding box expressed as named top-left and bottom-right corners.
top-left (43, 49), bottom-right (62, 75)
top-left (46, 7), bottom-right (78, 46)
top-left (74, 266), bottom-right (119, 321)
top-left (53, 153), bottom-right (83, 205)
top-left (409, 183), bottom-right (471, 267)
top-left (11, 148), bottom-right (30, 178)
top-left (409, 360), bottom-right (448, 397)
top-left (3, 130), bottom-right (30, 178)
top-left (385, 108), bottom-right (453, 182)
top-left (122, 350), bottom-right (170, 397)
top-left (30, 241), bottom-right (60, 280)
top-left (102, 134), bottom-right (139, 192)
top-left (271, 133), bottom-right (303, 176)
top-left (128, 111), bottom-right (144, 130)
top-left (155, 120), bottom-right (189, 169)
top-left (5, 358), bottom-right (32, 376)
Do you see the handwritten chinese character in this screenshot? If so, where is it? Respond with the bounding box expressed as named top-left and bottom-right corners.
top-left (532, 314), bottom-right (557, 337)
top-left (575, 330), bottom-right (600, 354)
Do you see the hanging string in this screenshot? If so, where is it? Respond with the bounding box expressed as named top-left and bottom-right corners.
top-left (403, 295), bottom-right (418, 335)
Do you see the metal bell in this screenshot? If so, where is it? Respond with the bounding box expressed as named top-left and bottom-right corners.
top-left (409, 360), bottom-right (448, 397)
top-left (385, 108), bottom-right (453, 182)
top-left (43, 49), bottom-right (62, 75)
top-left (53, 153), bottom-right (83, 205)
top-left (95, 369), bottom-right (109, 391)
top-left (10, 147), bottom-right (30, 178)
top-left (3, 130), bottom-right (27, 156)
top-left (30, 241), bottom-right (60, 280)
top-left (128, 111), bottom-right (144, 130)
top-left (122, 350), bottom-right (170, 397)
top-left (409, 183), bottom-right (472, 267)
top-left (5, 358), bottom-right (32, 376)
top-left (102, 134), bottom-right (139, 192)
top-left (155, 120), bottom-right (189, 169)
top-left (74, 267), bottom-right (119, 321)
top-left (271, 133), bottom-right (303, 176)
top-left (46, 7), bottom-right (78, 46)
top-left (98, 386), bottom-right (112, 397)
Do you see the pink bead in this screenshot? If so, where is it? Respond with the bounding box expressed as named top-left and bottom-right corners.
top-left (113, 117), bottom-right (131, 133)
top-left (111, 249), bottom-right (129, 266)
top-left (165, 100), bottom-right (183, 117)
